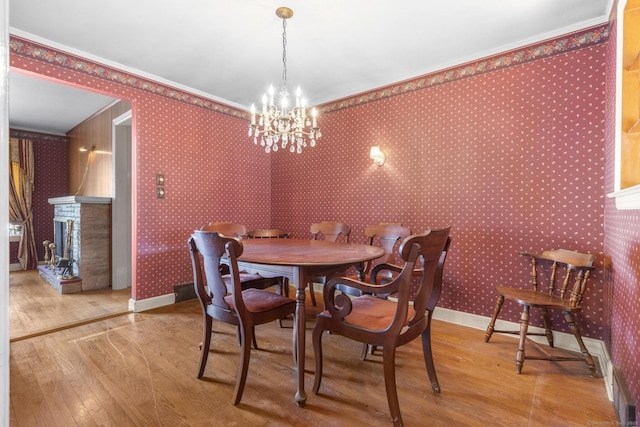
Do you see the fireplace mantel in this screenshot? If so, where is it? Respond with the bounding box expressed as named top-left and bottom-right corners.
top-left (49, 196), bottom-right (112, 205)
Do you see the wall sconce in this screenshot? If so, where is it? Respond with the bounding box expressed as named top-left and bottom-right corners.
top-left (370, 146), bottom-right (386, 166)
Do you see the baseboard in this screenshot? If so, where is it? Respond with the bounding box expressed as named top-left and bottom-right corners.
top-left (432, 306), bottom-right (614, 402)
top-left (9, 263), bottom-right (22, 271)
top-left (128, 293), bottom-right (175, 312)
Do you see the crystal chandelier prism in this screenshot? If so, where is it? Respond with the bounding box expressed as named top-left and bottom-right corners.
top-left (248, 7), bottom-right (321, 154)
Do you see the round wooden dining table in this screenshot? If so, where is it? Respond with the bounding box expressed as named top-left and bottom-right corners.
top-left (236, 238), bottom-right (385, 407)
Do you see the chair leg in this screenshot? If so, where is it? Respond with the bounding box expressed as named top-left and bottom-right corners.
top-left (382, 345), bottom-right (403, 427)
top-left (312, 323), bottom-right (325, 394)
top-left (421, 321), bottom-right (440, 393)
top-left (541, 308), bottom-right (554, 347)
top-left (197, 314), bottom-right (213, 379)
top-left (308, 282), bottom-right (317, 306)
top-left (516, 305), bottom-right (530, 374)
top-left (232, 323), bottom-right (253, 406)
top-left (485, 294), bottom-right (504, 342)
top-left (564, 311), bottom-right (598, 377)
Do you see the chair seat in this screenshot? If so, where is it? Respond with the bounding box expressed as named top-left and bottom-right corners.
top-left (496, 286), bottom-right (580, 311)
top-left (225, 288), bottom-right (295, 313)
top-left (318, 295), bottom-right (415, 331)
top-left (222, 273), bottom-right (280, 290)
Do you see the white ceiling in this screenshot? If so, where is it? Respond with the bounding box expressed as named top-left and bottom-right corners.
top-left (9, 0), bottom-right (612, 135)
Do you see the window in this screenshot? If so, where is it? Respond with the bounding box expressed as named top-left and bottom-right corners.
top-left (9, 223), bottom-right (22, 242)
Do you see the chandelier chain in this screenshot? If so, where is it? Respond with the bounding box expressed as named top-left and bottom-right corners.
top-left (281, 18), bottom-right (288, 91)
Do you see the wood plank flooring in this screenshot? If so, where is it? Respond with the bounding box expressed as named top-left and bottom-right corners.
top-left (9, 271), bottom-right (618, 426)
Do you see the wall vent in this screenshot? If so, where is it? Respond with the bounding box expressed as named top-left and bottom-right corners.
top-left (613, 366), bottom-right (637, 427)
top-left (174, 283), bottom-right (196, 302)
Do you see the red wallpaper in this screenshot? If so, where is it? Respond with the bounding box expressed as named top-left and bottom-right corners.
top-left (272, 47), bottom-right (607, 340)
top-left (8, 130), bottom-right (68, 264)
top-left (603, 21), bottom-right (639, 416)
top-left (10, 39), bottom-right (272, 302)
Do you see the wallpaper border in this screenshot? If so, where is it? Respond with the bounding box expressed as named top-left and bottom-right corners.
top-left (9, 35), bottom-right (247, 120)
top-left (9, 24), bottom-right (609, 118)
top-left (9, 128), bottom-right (68, 144)
top-left (322, 24), bottom-right (611, 113)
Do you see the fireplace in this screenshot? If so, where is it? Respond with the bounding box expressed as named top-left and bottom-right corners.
top-left (53, 218), bottom-right (72, 261)
top-left (38, 196), bottom-right (112, 293)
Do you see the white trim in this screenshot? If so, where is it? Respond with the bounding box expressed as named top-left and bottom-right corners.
top-left (432, 307), bottom-right (613, 401)
top-left (607, 184), bottom-right (640, 210)
top-left (128, 293), bottom-right (175, 313)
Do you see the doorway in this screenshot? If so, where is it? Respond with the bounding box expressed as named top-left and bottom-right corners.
top-left (112, 111), bottom-right (132, 291)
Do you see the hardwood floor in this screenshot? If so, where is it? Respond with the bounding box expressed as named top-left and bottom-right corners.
top-left (9, 271), bottom-right (617, 426)
top-left (9, 270), bottom-right (131, 341)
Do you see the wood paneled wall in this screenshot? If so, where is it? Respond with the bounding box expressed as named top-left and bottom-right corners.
top-left (67, 100), bottom-right (130, 197)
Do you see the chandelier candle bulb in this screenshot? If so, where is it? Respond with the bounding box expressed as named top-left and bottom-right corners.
top-left (312, 108), bottom-right (318, 128)
top-left (250, 104), bottom-right (256, 125)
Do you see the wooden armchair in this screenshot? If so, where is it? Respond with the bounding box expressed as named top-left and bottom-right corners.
top-left (484, 249), bottom-right (597, 376)
top-left (339, 223), bottom-right (412, 297)
top-left (307, 221), bottom-right (352, 306)
top-left (188, 231), bottom-right (296, 405)
top-left (312, 228), bottom-right (451, 427)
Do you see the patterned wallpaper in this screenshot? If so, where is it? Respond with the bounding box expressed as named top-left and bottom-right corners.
top-left (272, 44), bottom-right (607, 340)
top-left (10, 38), bottom-right (273, 301)
top-left (603, 21), bottom-right (639, 416)
top-left (9, 130), bottom-right (68, 264)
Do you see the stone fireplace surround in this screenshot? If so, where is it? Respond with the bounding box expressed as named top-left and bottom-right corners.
top-left (38, 196), bottom-right (111, 294)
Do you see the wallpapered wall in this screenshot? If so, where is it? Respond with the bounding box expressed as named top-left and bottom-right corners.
top-left (271, 43), bottom-right (607, 340)
top-left (603, 21), bottom-right (639, 415)
top-left (10, 37), bottom-right (273, 301)
top-left (9, 130), bottom-right (68, 264)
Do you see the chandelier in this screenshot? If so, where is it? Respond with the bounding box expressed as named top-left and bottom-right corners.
top-left (248, 7), bottom-right (321, 154)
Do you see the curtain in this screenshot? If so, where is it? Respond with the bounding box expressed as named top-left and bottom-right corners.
top-left (9, 137), bottom-right (38, 270)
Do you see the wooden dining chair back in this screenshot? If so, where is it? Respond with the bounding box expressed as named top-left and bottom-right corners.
top-left (188, 231), bottom-right (296, 405)
top-left (200, 222), bottom-right (287, 297)
top-left (247, 229), bottom-right (290, 239)
top-left (201, 221), bottom-right (247, 239)
top-left (246, 228), bottom-right (291, 300)
top-left (307, 221), bottom-right (352, 306)
top-left (310, 221), bottom-right (351, 242)
top-left (338, 223), bottom-right (412, 298)
top-left (312, 228), bottom-right (451, 427)
top-left (484, 248), bottom-right (597, 376)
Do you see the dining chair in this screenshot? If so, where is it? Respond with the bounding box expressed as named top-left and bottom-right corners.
top-left (339, 223), bottom-right (412, 297)
top-left (246, 228), bottom-right (292, 323)
top-left (484, 249), bottom-right (598, 376)
top-left (362, 234), bottom-right (451, 364)
top-left (312, 228), bottom-right (451, 427)
top-left (307, 221), bottom-right (352, 306)
top-left (201, 222), bottom-right (288, 297)
top-left (188, 231), bottom-right (296, 405)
